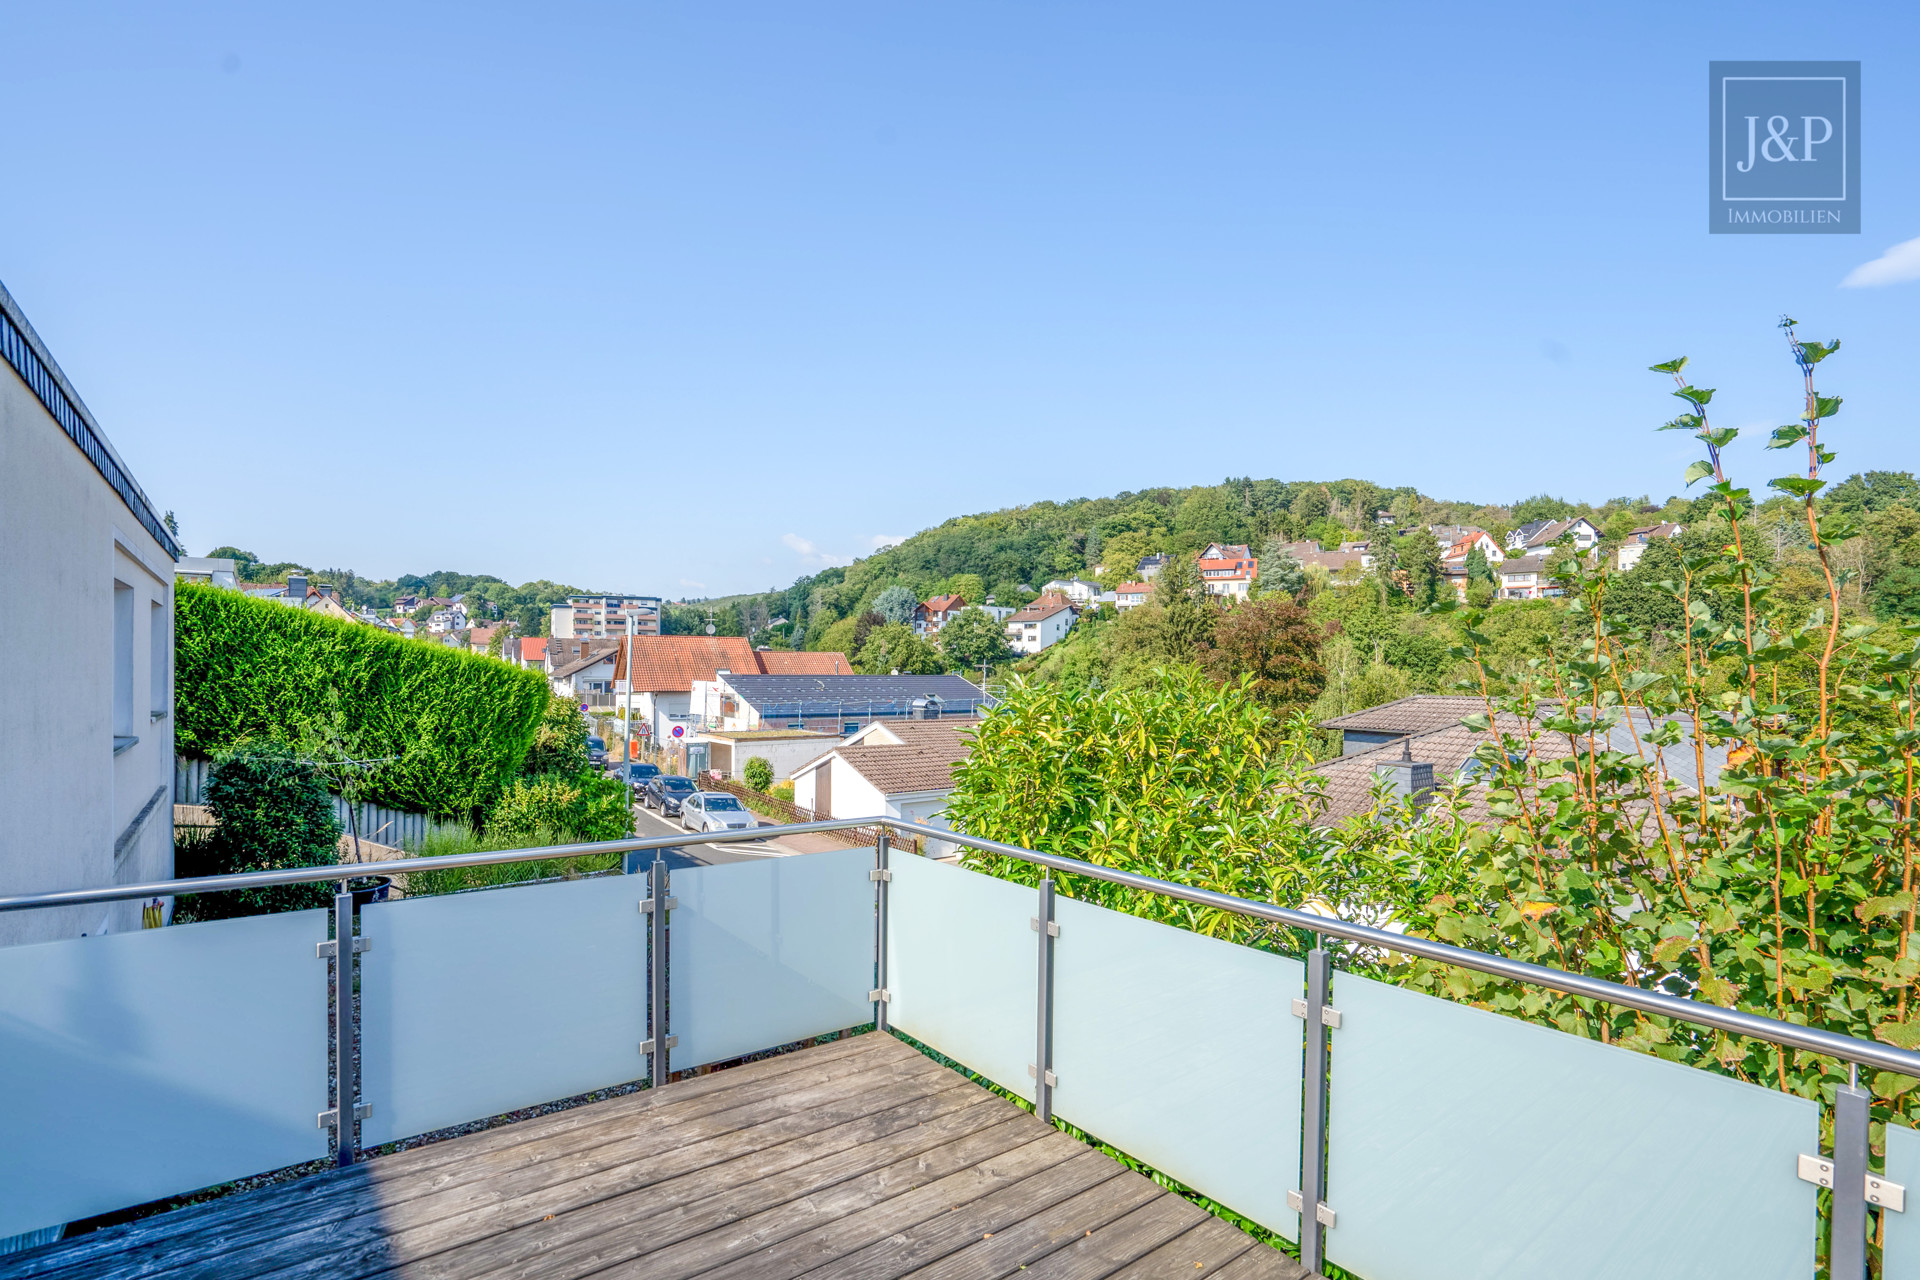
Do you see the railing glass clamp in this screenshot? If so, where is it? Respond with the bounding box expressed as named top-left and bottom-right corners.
top-left (639, 897), bottom-right (679, 914)
top-left (1029, 918), bottom-right (1060, 937)
top-left (1026, 1064), bottom-right (1057, 1087)
top-left (1286, 1190), bottom-right (1337, 1226)
top-left (315, 937), bottom-right (372, 959)
top-left (1291, 997), bottom-right (1341, 1028)
top-left (640, 1036), bottom-right (678, 1054)
top-left (869, 988), bottom-right (890, 1003)
top-left (869, 869), bottom-right (893, 882)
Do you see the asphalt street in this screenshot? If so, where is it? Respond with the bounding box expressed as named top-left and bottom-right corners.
top-left (627, 797), bottom-right (778, 869)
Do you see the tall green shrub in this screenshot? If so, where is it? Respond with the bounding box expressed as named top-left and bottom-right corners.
top-left (176, 742), bottom-right (342, 919)
top-left (490, 774), bottom-right (632, 843)
top-left (175, 584), bottom-right (549, 819)
top-left (520, 694), bottom-right (592, 777)
top-left (743, 756), bottom-right (774, 791)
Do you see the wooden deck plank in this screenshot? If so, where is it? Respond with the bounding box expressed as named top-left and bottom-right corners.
top-left (693, 1131), bottom-right (1093, 1280)
top-left (794, 1149), bottom-right (1130, 1280)
top-left (1101, 1216), bottom-right (1264, 1279)
top-left (21, 1036), bottom-right (932, 1280)
top-left (900, 1173), bottom-right (1171, 1280)
top-left (1010, 1196), bottom-right (1212, 1280)
top-left (4, 1033), bottom-right (1286, 1280)
top-left (1202, 1244), bottom-right (1311, 1280)
top-left (341, 1103), bottom-right (1044, 1280)
top-left (6, 1031), bottom-right (904, 1280)
top-left (257, 1083), bottom-right (1007, 1280)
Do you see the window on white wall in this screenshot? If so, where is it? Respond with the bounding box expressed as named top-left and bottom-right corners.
top-left (114, 581), bottom-right (134, 740)
top-left (150, 598), bottom-right (169, 718)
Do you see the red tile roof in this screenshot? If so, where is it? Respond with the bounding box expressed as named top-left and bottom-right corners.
top-left (520, 637), bottom-right (548, 663)
top-left (613, 637), bottom-right (852, 692)
top-left (921, 594), bottom-right (966, 613)
top-left (1007, 593), bottom-right (1075, 624)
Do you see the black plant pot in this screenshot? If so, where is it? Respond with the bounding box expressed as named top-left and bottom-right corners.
top-left (348, 875), bottom-right (392, 909)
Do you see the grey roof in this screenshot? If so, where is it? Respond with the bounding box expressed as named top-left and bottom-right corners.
top-left (1318, 695), bottom-right (1489, 735)
top-left (721, 673), bottom-right (992, 717)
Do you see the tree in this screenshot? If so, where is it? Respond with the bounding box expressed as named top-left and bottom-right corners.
top-left (177, 742), bottom-right (342, 919)
top-left (1510, 493), bottom-right (1577, 525)
top-left (1257, 536), bottom-right (1307, 598)
top-left (856, 623), bottom-right (942, 674)
top-left (946, 573), bottom-right (986, 605)
top-left (872, 585), bottom-right (919, 625)
top-left (743, 756), bottom-right (774, 791)
top-left (1199, 597), bottom-right (1326, 709)
top-left (207, 546), bottom-right (259, 579)
top-left (1148, 553), bottom-right (1217, 654)
top-left (521, 694), bottom-right (591, 777)
top-left (1395, 527), bottom-right (1445, 605)
top-left (1825, 470), bottom-right (1920, 518)
top-left (1464, 545), bottom-right (1493, 585)
top-left (940, 607), bottom-right (1015, 668)
top-left (850, 610), bottom-right (888, 654)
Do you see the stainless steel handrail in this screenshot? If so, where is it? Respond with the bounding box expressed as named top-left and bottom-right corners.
top-left (7, 812), bottom-right (1919, 1077)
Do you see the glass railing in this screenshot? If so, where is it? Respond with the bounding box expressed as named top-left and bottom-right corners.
top-left (1, 817), bottom-right (1916, 1279)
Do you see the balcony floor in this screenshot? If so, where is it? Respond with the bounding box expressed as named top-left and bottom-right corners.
top-left (3, 1031), bottom-right (1307, 1280)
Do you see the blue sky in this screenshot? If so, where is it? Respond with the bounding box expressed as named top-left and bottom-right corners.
top-left (4, 2), bottom-right (1916, 596)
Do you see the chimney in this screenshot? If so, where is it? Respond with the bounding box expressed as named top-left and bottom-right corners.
top-left (1375, 739), bottom-right (1435, 805)
top-left (316, 583), bottom-right (334, 599)
top-left (287, 573), bottom-right (308, 598)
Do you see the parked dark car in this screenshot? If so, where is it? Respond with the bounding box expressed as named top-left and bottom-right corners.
top-left (624, 762), bottom-right (661, 793)
top-left (586, 736), bottom-right (608, 765)
top-left (642, 774), bottom-right (698, 816)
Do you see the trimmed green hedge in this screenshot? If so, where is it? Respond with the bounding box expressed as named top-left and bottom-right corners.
top-left (175, 583), bottom-right (550, 819)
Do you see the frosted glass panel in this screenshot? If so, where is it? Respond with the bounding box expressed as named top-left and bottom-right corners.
top-left (360, 874), bottom-right (648, 1145)
top-left (0, 910), bottom-right (330, 1238)
top-left (1324, 971), bottom-right (1819, 1280)
top-left (671, 848), bottom-right (874, 1070)
top-left (1886, 1121), bottom-right (1920, 1278)
top-left (1051, 897), bottom-right (1303, 1238)
top-left (886, 854), bottom-right (1036, 1100)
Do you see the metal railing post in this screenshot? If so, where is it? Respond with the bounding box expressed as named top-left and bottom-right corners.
top-left (1832, 1075), bottom-right (1870, 1280)
top-left (1297, 945), bottom-right (1334, 1273)
top-left (332, 881), bottom-right (358, 1166)
top-left (1032, 875), bottom-right (1057, 1123)
top-left (873, 832), bottom-right (891, 1032)
top-left (647, 856), bottom-right (671, 1086)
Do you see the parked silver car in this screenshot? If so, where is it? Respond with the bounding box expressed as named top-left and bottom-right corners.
top-left (679, 792), bottom-right (756, 834)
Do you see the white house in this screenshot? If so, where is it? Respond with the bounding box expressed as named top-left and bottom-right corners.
top-left (1497, 555), bottom-right (1564, 599)
top-left (611, 637), bottom-right (851, 753)
top-left (1040, 578), bottom-right (1101, 606)
top-left (427, 603), bottom-right (468, 634)
top-left (789, 720), bottom-right (976, 858)
top-left (1617, 523), bottom-right (1683, 571)
top-left (1113, 582), bottom-right (1151, 611)
top-left (1507, 517), bottom-right (1600, 555)
top-left (690, 728), bottom-right (840, 782)
top-left (1005, 593), bottom-right (1077, 654)
top-left (2, 277), bottom-right (178, 946)
top-left (175, 556), bottom-right (237, 589)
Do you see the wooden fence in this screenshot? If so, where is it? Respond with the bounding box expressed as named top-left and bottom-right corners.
top-left (173, 755), bottom-right (432, 850)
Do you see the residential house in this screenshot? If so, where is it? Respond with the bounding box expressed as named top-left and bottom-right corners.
top-left (1617, 522), bottom-right (1684, 571)
top-left (974, 602), bottom-right (1017, 624)
top-left (689, 728), bottom-right (839, 783)
top-left (1497, 555), bottom-right (1562, 599)
top-left (550, 595), bottom-right (662, 639)
top-left (1005, 593), bottom-right (1077, 654)
top-left (1374, 509), bottom-right (1399, 527)
top-left (1318, 695), bottom-right (1492, 755)
top-left (689, 672), bottom-right (991, 735)
top-left (550, 647), bottom-right (619, 704)
top-left (1506, 517), bottom-right (1600, 556)
top-left (516, 636), bottom-right (549, 670)
top-left (174, 556), bottom-right (237, 589)
top-left (1113, 582), bottom-right (1151, 611)
top-left (912, 593), bottom-right (969, 637)
top-left (427, 602), bottom-right (468, 634)
top-left (1295, 547), bottom-right (1369, 577)
top-left (1136, 553), bottom-right (1169, 581)
top-left (2, 276), bottom-right (178, 946)
top-left (789, 719), bottom-right (978, 857)
top-left (610, 637), bottom-right (851, 748)
top-left (468, 624), bottom-right (510, 657)
top-left (1438, 529), bottom-right (1505, 600)
top-left (1040, 578), bottom-right (1101, 606)
top-left (243, 574), bottom-right (359, 622)
top-left (1197, 543), bottom-right (1258, 600)
top-left (1310, 696), bottom-right (1726, 826)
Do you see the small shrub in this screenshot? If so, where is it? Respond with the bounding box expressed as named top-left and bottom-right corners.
top-left (771, 780), bottom-right (796, 804)
top-left (402, 821), bottom-right (620, 896)
top-left (743, 756), bottom-right (774, 792)
top-left (520, 694), bottom-right (592, 778)
top-left (175, 742), bottom-right (341, 920)
top-left (489, 772), bottom-right (631, 844)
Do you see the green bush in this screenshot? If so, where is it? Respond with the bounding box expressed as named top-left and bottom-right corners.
top-left (489, 773), bottom-right (632, 844)
top-left (175, 742), bottom-right (342, 920)
top-left (401, 821), bottom-right (621, 896)
top-left (175, 583), bottom-right (549, 819)
top-left (520, 694), bottom-right (592, 777)
top-left (770, 779), bottom-right (796, 803)
top-left (743, 756), bottom-right (774, 792)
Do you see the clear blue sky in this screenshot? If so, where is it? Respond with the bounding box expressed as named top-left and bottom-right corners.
top-left (4, 2), bottom-right (1915, 596)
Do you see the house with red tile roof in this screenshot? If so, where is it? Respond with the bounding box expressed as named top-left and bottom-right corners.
top-left (1197, 543), bottom-right (1259, 600)
top-left (912, 593), bottom-right (969, 637)
top-left (609, 637), bottom-right (852, 745)
top-left (1004, 593), bottom-right (1077, 655)
top-left (516, 636), bottom-right (548, 670)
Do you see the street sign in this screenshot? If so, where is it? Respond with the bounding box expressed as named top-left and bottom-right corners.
top-left (671, 725), bottom-right (685, 739)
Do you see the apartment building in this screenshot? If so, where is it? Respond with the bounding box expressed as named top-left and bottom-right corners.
top-left (550, 594), bottom-right (662, 638)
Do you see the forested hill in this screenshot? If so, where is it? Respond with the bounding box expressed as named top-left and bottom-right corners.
top-left (765, 476), bottom-right (1669, 653)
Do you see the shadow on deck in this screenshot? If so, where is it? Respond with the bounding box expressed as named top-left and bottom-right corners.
top-left (2, 1033), bottom-right (1308, 1280)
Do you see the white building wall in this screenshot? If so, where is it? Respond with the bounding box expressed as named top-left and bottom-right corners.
top-left (1, 334), bottom-right (175, 946)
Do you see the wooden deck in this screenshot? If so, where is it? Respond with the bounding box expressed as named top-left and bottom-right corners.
top-left (3, 1032), bottom-right (1308, 1280)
